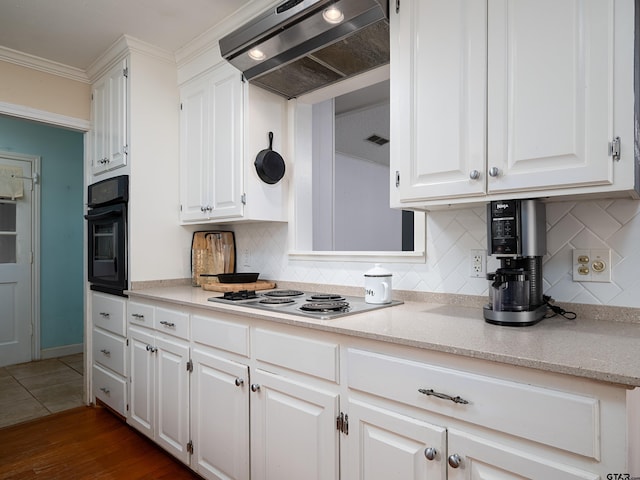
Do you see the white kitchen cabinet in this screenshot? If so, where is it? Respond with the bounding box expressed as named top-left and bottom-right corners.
top-left (91, 292), bottom-right (127, 416)
top-left (90, 58), bottom-right (128, 176)
top-left (390, 0), bottom-right (637, 208)
top-left (346, 347), bottom-right (621, 478)
top-left (190, 346), bottom-right (250, 480)
top-left (343, 399), bottom-right (447, 480)
top-left (250, 368), bottom-right (339, 480)
top-left (179, 63), bottom-right (289, 224)
top-left (180, 63), bottom-right (243, 221)
top-left (127, 304), bottom-right (190, 464)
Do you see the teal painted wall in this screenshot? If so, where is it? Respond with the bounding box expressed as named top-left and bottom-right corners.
top-left (0, 115), bottom-right (84, 351)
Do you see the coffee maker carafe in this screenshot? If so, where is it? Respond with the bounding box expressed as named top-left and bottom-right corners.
top-left (484, 199), bottom-right (547, 326)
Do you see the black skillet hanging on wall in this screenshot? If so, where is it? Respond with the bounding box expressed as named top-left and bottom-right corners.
top-left (254, 131), bottom-right (285, 184)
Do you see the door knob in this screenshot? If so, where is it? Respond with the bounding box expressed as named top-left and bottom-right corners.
top-left (488, 166), bottom-right (500, 177)
top-left (251, 384), bottom-right (261, 392)
top-left (235, 378), bottom-right (244, 387)
top-left (448, 453), bottom-right (462, 468)
top-left (424, 447), bottom-right (437, 461)
top-left (469, 170), bottom-right (480, 180)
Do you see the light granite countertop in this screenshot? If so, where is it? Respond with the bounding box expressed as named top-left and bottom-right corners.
top-left (126, 284), bottom-right (640, 388)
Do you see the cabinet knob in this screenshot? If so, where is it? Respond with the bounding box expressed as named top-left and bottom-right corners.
top-left (251, 384), bottom-right (261, 392)
top-left (235, 378), bottom-right (244, 387)
top-left (488, 166), bottom-right (500, 177)
top-left (448, 454), bottom-right (462, 468)
top-left (469, 170), bottom-right (480, 180)
top-left (424, 447), bottom-right (437, 461)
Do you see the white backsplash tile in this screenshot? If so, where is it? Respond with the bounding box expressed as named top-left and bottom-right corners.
top-left (232, 199), bottom-right (640, 308)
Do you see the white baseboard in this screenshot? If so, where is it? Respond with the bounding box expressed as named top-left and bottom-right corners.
top-left (40, 343), bottom-right (84, 359)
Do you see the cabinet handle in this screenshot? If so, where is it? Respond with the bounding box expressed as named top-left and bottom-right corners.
top-left (488, 166), bottom-right (500, 177)
top-left (145, 344), bottom-right (157, 353)
top-left (206, 206), bottom-right (212, 212)
top-left (100, 349), bottom-right (111, 356)
top-left (159, 320), bottom-right (175, 328)
top-left (424, 447), bottom-right (437, 461)
top-left (469, 169), bottom-right (480, 180)
top-left (418, 388), bottom-right (469, 405)
top-left (131, 313), bottom-right (144, 319)
top-left (235, 378), bottom-right (244, 387)
top-left (99, 387), bottom-right (110, 395)
top-left (448, 454), bottom-right (462, 468)
top-left (251, 384), bottom-right (261, 392)
top-left (99, 312), bottom-right (110, 318)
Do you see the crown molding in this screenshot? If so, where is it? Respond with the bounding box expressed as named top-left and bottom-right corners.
top-left (86, 34), bottom-right (176, 82)
top-left (0, 101), bottom-right (90, 132)
top-left (0, 45), bottom-right (89, 83)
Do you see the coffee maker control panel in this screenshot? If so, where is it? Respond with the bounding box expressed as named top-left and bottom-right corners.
top-left (488, 200), bottom-right (520, 255)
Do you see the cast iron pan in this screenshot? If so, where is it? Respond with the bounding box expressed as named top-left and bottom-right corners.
top-left (255, 131), bottom-right (285, 184)
top-left (201, 273), bottom-right (260, 284)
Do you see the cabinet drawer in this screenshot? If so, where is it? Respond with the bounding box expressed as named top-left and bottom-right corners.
top-left (92, 328), bottom-right (127, 376)
top-left (254, 328), bottom-right (338, 382)
top-left (191, 313), bottom-right (249, 357)
top-left (154, 307), bottom-right (189, 339)
top-left (347, 348), bottom-right (599, 459)
top-left (128, 302), bottom-right (154, 328)
top-left (92, 293), bottom-right (126, 336)
top-left (93, 363), bottom-right (127, 417)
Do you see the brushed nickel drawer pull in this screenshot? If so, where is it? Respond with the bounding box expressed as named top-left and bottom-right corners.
top-left (99, 312), bottom-right (110, 318)
top-left (159, 320), bottom-right (176, 328)
top-left (418, 388), bottom-right (469, 405)
top-left (100, 349), bottom-right (111, 356)
top-left (99, 387), bottom-right (110, 395)
top-left (131, 313), bottom-right (144, 319)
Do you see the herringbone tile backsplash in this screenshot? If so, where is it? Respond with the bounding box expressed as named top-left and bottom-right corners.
top-left (232, 199), bottom-right (640, 308)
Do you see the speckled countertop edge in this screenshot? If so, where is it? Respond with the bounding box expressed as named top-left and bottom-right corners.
top-left (128, 280), bottom-right (640, 387)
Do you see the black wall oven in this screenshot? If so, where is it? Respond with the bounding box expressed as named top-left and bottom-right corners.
top-left (84, 175), bottom-right (128, 296)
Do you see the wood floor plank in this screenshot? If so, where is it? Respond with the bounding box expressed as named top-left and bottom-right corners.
top-left (0, 406), bottom-right (202, 479)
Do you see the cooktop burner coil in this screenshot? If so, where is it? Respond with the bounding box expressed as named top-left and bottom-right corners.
top-left (263, 290), bottom-right (304, 297)
top-left (259, 297), bottom-right (296, 305)
top-left (299, 301), bottom-right (350, 313)
top-left (307, 293), bottom-right (345, 302)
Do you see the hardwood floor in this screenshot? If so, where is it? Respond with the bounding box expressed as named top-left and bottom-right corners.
top-left (0, 405), bottom-right (202, 479)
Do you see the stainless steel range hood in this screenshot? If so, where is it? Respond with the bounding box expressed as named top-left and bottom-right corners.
top-left (219, 0), bottom-right (389, 99)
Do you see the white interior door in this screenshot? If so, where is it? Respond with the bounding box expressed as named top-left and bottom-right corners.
top-left (0, 153), bottom-right (34, 367)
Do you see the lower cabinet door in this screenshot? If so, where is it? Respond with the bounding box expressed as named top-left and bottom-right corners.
top-left (446, 429), bottom-right (598, 480)
top-left (250, 369), bottom-right (340, 480)
top-left (128, 326), bottom-right (155, 439)
top-left (191, 347), bottom-right (250, 480)
top-left (343, 399), bottom-right (447, 480)
top-left (155, 334), bottom-right (190, 465)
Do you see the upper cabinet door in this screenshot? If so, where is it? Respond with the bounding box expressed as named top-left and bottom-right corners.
top-left (487, 0), bottom-right (616, 194)
top-left (91, 59), bottom-right (128, 176)
top-left (391, 0), bottom-right (487, 203)
top-left (180, 79), bottom-right (211, 222)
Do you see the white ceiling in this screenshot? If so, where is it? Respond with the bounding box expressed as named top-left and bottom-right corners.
top-left (0, 0), bottom-right (251, 70)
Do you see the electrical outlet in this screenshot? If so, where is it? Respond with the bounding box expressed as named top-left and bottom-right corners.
top-left (241, 248), bottom-right (252, 268)
top-left (469, 249), bottom-right (486, 278)
top-left (572, 248), bottom-right (611, 282)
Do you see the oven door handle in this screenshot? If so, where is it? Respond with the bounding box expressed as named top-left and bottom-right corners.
top-left (84, 210), bottom-right (122, 221)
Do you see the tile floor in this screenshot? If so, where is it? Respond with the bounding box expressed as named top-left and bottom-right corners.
top-left (0, 354), bottom-right (84, 428)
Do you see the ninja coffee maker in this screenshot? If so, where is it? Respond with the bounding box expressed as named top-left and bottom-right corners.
top-left (484, 199), bottom-right (547, 326)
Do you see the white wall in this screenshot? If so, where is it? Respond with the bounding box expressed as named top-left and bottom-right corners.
top-left (232, 198), bottom-right (640, 308)
top-left (334, 152), bottom-right (401, 251)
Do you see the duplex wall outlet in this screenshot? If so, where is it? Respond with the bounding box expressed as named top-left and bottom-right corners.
top-left (572, 248), bottom-right (611, 282)
top-left (469, 249), bottom-right (486, 278)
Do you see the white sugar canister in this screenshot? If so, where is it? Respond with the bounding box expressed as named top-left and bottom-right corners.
top-left (364, 264), bottom-right (392, 304)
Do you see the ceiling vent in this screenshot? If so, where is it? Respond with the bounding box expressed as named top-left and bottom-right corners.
top-left (366, 134), bottom-right (389, 146)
